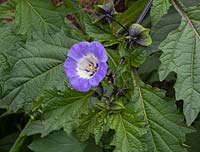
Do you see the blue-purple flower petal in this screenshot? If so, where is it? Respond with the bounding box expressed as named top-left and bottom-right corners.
top-left (70, 76), bottom-right (91, 92)
top-left (90, 41), bottom-right (108, 62)
top-left (89, 62), bottom-right (108, 86)
top-left (64, 57), bottom-right (77, 78)
top-left (68, 41), bottom-right (90, 61)
top-left (64, 41), bottom-right (108, 92)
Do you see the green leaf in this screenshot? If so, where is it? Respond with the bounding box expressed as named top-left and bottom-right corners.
top-left (32, 88), bottom-right (92, 136)
top-left (29, 131), bottom-right (86, 152)
top-left (108, 110), bottom-right (147, 152)
top-left (84, 139), bottom-right (103, 152)
top-left (16, 0), bottom-right (67, 34)
top-left (151, 0), bottom-right (171, 26)
top-left (0, 25), bottom-right (20, 54)
top-left (159, 1), bottom-right (200, 125)
top-left (0, 133), bottom-right (18, 152)
top-left (186, 120), bottom-right (200, 152)
top-left (0, 30), bottom-right (78, 112)
top-left (115, 0), bottom-right (148, 33)
top-left (0, 0), bottom-right (16, 19)
top-left (83, 14), bottom-right (117, 43)
top-left (146, 7), bottom-right (181, 54)
top-left (0, 25), bottom-right (21, 104)
top-left (130, 48), bottom-right (146, 68)
top-left (76, 110), bottom-right (107, 144)
top-left (131, 69), bottom-right (194, 152)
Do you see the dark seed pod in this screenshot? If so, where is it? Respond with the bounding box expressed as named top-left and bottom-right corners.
top-left (95, 1), bottom-right (118, 24)
top-left (126, 24), bottom-right (152, 47)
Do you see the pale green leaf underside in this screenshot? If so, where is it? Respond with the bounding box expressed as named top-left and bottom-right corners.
top-left (131, 73), bottom-right (193, 152)
top-left (151, 0), bottom-right (171, 26)
top-left (159, 2), bottom-right (200, 125)
top-left (16, 0), bottom-right (66, 34)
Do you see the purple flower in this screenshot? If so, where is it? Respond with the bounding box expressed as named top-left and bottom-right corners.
top-left (64, 41), bottom-right (108, 92)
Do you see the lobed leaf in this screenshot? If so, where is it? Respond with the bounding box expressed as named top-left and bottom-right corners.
top-left (108, 110), bottom-right (147, 152)
top-left (0, 30), bottom-right (78, 112)
top-left (159, 1), bottom-right (200, 125)
top-left (31, 89), bottom-right (92, 136)
top-left (130, 70), bottom-right (193, 152)
top-left (16, 0), bottom-right (67, 34)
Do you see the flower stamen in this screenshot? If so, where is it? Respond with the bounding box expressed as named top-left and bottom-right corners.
top-left (77, 54), bottom-right (99, 78)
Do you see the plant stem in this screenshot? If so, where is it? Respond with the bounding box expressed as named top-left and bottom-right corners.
top-left (136, 0), bottom-right (153, 24)
top-left (107, 14), bottom-right (129, 33)
top-left (9, 119), bottom-right (32, 152)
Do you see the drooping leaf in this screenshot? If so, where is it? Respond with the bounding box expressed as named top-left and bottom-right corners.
top-left (0, 30), bottom-right (78, 112)
top-left (16, 0), bottom-right (67, 34)
top-left (130, 69), bottom-right (193, 152)
top-left (108, 110), bottom-right (147, 152)
top-left (150, 0), bottom-right (171, 26)
top-left (159, 1), bottom-right (200, 125)
top-left (28, 131), bottom-right (86, 152)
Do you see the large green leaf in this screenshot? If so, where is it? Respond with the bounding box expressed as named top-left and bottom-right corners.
top-left (76, 110), bottom-right (107, 144)
top-left (16, 0), bottom-right (67, 34)
top-left (29, 130), bottom-right (103, 152)
top-left (108, 110), bottom-right (147, 152)
top-left (30, 89), bottom-right (92, 136)
top-left (0, 25), bottom-right (20, 54)
top-left (29, 131), bottom-right (86, 152)
top-left (0, 30), bottom-right (78, 112)
top-left (159, 1), bottom-right (200, 125)
top-left (131, 69), bottom-right (193, 152)
top-left (150, 0), bottom-right (171, 26)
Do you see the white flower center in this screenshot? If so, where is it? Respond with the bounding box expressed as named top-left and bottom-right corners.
top-left (76, 54), bottom-right (99, 78)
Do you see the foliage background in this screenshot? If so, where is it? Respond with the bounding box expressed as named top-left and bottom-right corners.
top-left (0, 0), bottom-right (200, 152)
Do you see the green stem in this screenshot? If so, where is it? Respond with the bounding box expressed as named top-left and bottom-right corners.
top-left (9, 119), bottom-right (32, 152)
top-left (107, 14), bottom-right (129, 33)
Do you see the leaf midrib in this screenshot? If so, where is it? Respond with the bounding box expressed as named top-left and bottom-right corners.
top-left (24, 0), bottom-right (48, 28)
top-left (2, 61), bottom-right (63, 105)
top-left (172, 0), bottom-right (200, 96)
top-left (172, 0), bottom-right (200, 40)
top-left (131, 69), bottom-right (158, 152)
